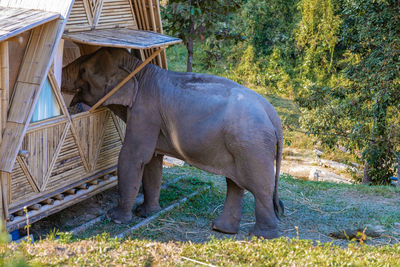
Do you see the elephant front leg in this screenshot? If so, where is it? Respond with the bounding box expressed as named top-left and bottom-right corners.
top-left (107, 146), bottom-right (146, 224)
top-left (106, 107), bottom-right (161, 224)
top-left (135, 154), bottom-right (163, 218)
top-left (212, 178), bottom-right (244, 234)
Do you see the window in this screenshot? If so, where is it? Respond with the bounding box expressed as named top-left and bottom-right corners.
top-left (31, 78), bottom-right (62, 122)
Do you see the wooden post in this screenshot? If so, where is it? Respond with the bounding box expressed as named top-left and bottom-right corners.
top-left (0, 171), bottom-right (9, 224)
top-left (0, 42), bottom-right (8, 225)
top-left (89, 48), bottom-right (164, 112)
top-left (53, 39), bottom-right (64, 88)
top-left (0, 41), bottom-right (9, 144)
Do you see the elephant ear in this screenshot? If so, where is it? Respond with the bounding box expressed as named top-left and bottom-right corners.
top-left (103, 75), bottom-right (138, 108)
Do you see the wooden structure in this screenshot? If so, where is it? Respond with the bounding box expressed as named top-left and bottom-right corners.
top-left (0, 0), bottom-right (181, 232)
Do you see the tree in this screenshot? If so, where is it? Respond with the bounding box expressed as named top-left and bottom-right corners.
top-left (295, 0), bottom-right (400, 184)
top-left (161, 0), bottom-right (240, 72)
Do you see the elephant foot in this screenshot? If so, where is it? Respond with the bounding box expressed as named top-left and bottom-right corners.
top-left (211, 216), bottom-right (240, 234)
top-left (135, 203), bottom-right (161, 218)
top-left (249, 225), bottom-right (280, 239)
top-left (106, 207), bottom-right (132, 224)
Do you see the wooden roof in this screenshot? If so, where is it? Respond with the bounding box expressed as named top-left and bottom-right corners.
top-left (0, 0), bottom-right (72, 18)
top-left (63, 28), bottom-right (181, 49)
top-left (0, 6), bottom-right (60, 42)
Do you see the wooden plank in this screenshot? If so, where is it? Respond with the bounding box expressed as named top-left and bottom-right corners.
top-left (17, 20), bottom-right (62, 84)
top-left (0, 7), bottom-right (60, 42)
top-left (7, 82), bottom-right (38, 123)
top-left (0, 0), bottom-right (74, 18)
top-left (0, 171), bottom-right (9, 220)
top-left (0, 41), bottom-right (8, 143)
top-left (0, 171), bottom-right (4, 223)
top-left (0, 121), bottom-right (24, 172)
top-left (63, 28), bottom-right (181, 49)
top-left (8, 30), bottom-right (30, 98)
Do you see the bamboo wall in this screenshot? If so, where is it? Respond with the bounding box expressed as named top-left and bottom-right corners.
top-left (4, 58), bottom-right (126, 229)
top-left (0, 0), bottom-right (169, 230)
top-left (65, 0), bottom-right (167, 69)
top-left (131, 0), bottom-right (168, 68)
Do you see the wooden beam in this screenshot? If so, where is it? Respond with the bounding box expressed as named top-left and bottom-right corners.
top-left (0, 41), bottom-right (8, 144)
top-left (0, 171), bottom-right (9, 222)
top-left (89, 47), bottom-right (164, 112)
top-left (0, 171), bottom-right (4, 224)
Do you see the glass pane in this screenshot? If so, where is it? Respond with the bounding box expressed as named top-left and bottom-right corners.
top-left (31, 78), bottom-right (62, 122)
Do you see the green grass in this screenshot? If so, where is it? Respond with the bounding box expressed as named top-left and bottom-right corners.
top-left (10, 232), bottom-right (400, 266)
top-left (3, 166), bottom-right (400, 266)
top-left (77, 174), bottom-right (211, 239)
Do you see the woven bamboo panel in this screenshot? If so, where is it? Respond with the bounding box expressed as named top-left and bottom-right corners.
top-left (22, 122), bottom-right (67, 189)
top-left (131, 0), bottom-right (167, 69)
top-left (10, 157), bottom-right (36, 203)
top-left (46, 128), bottom-right (87, 191)
top-left (71, 110), bottom-right (108, 171)
top-left (96, 0), bottom-right (137, 29)
top-left (65, 0), bottom-right (92, 32)
top-left (94, 114), bottom-right (122, 170)
top-left (112, 113), bottom-right (126, 141)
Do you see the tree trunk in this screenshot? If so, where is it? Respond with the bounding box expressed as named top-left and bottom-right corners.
top-left (186, 38), bottom-right (194, 72)
top-left (362, 162), bottom-right (371, 184)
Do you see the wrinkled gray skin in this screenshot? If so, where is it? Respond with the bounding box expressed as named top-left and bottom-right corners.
top-left (62, 47), bottom-right (284, 239)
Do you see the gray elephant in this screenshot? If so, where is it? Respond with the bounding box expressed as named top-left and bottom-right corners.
top-left (62, 47), bottom-right (284, 239)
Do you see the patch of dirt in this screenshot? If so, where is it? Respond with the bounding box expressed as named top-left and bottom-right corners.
top-left (29, 187), bottom-right (119, 239)
top-left (282, 148), bottom-right (355, 183)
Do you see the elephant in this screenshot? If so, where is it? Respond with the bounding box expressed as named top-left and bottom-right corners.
top-left (61, 47), bottom-right (284, 239)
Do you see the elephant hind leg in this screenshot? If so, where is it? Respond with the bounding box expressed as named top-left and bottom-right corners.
top-left (135, 154), bottom-right (163, 218)
top-left (245, 161), bottom-right (279, 239)
top-left (212, 177), bottom-right (244, 234)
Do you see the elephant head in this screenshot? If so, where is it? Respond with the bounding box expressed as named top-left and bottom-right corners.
top-left (61, 48), bottom-right (138, 108)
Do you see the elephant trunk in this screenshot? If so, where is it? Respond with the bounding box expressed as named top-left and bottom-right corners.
top-left (61, 54), bottom-right (90, 94)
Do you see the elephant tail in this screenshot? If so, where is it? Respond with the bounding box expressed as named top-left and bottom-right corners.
top-left (273, 127), bottom-right (284, 220)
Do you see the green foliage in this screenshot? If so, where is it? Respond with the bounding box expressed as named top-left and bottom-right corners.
top-left (238, 0), bottom-right (298, 56)
top-left (164, 0), bottom-right (399, 184)
top-left (295, 0), bottom-right (400, 184)
top-left (0, 222), bottom-right (29, 267)
top-left (264, 47), bottom-right (294, 97)
top-left (162, 0), bottom-right (240, 71)
top-left (229, 45), bottom-right (261, 86)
